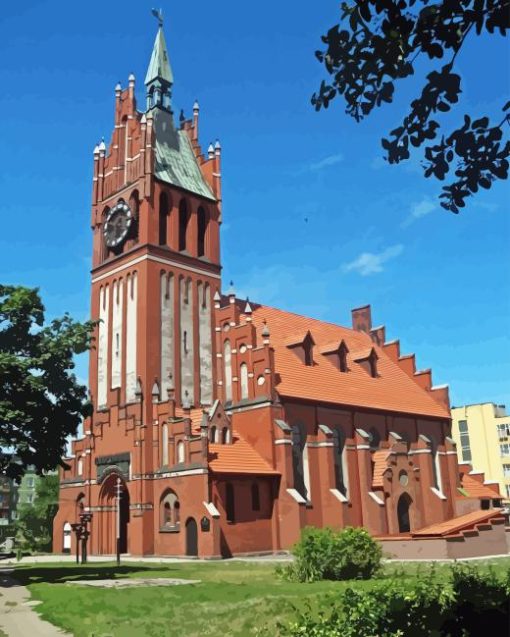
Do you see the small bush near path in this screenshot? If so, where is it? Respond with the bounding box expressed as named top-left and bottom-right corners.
top-left (280, 563), bottom-right (510, 637)
top-left (279, 526), bottom-right (382, 583)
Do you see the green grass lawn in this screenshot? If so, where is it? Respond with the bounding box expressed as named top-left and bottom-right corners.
top-left (8, 558), bottom-right (510, 637)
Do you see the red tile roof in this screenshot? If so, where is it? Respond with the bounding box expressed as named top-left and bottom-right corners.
top-left (460, 474), bottom-right (501, 499)
top-left (412, 509), bottom-right (503, 537)
top-left (251, 305), bottom-right (449, 419)
top-left (208, 433), bottom-right (279, 475)
top-left (173, 407), bottom-right (207, 434)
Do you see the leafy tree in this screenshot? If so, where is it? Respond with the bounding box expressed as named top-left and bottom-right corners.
top-left (0, 285), bottom-right (95, 481)
top-left (15, 474), bottom-right (60, 552)
top-left (313, 0), bottom-right (510, 212)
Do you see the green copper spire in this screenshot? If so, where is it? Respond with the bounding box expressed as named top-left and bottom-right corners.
top-left (145, 22), bottom-right (173, 86)
top-left (145, 11), bottom-right (174, 112)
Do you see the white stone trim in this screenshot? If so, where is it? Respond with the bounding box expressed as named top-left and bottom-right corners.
top-left (286, 488), bottom-right (307, 504)
top-left (356, 444), bottom-right (371, 450)
top-left (430, 487), bottom-right (447, 500)
top-left (133, 468), bottom-right (208, 480)
top-left (275, 439), bottom-right (292, 446)
top-left (307, 442), bottom-right (334, 448)
top-left (203, 501), bottom-right (220, 518)
top-left (226, 401), bottom-right (272, 415)
top-left (330, 488), bottom-right (348, 503)
top-left (408, 449), bottom-right (432, 455)
top-left (369, 491), bottom-right (385, 506)
top-left (92, 253), bottom-right (221, 284)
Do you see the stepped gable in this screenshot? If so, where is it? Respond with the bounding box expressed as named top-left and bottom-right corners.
top-left (250, 304), bottom-right (450, 419)
top-left (460, 474), bottom-right (501, 499)
top-left (209, 433), bottom-right (279, 475)
top-left (457, 463), bottom-right (502, 499)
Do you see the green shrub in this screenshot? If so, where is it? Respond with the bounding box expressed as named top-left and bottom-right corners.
top-left (281, 564), bottom-right (510, 636)
top-left (282, 526), bottom-right (382, 582)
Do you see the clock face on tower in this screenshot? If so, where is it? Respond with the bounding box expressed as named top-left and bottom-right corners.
top-left (104, 202), bottom-right (133, 248)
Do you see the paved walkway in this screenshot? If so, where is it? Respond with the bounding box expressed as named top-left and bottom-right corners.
top-left (0, 553), bottom-right (293, 566)
top-left (0, 569), bottom-right (72, 637)
top-left (2, 551), bottom-right (509, 567)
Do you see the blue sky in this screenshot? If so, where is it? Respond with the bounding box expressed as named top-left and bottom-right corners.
top-left (1, 1), bottom-right (509, 408)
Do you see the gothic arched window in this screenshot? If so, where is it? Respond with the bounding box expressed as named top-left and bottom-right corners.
top-left (178, 199), bottom-right (189, 251)
top-left (251, 483), bottom-right (260, 511)
top-left (197, 207), bottom-right (208, 257)
top-left (224, 340), bottom-right (232, 403)
top-left (162, 423), bottom-right (169, 466)
top-left (177, 440), bottom-right (185, 464)
top-left (226, 483), bottom-right (235, 523)
top-left (159, 192), bottom-right (169, 246)
top-left (240, 363), bottom-right (249, 399)
top-left (161, 490), bottom-right (180, 528)
top-left (369, 427), bottom-right (381, 449)
top-left (291, 424), bottom-right (308, 499)
top-left (429, 433), bottom-right (442, 492)
top-left (333, 429), bottom-right (348, 497)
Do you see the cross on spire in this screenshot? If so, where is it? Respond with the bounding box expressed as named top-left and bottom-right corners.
top-left (151, 7), bottom-right (164, 28)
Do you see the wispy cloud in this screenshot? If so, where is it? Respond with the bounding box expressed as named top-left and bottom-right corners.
top-left (473, 200), bottom-right (499, 212)
top-left (401, 198), bottom-right (436, 227)
top-left (343, 244), bottom-right (403, 276)
top-left (309, 153), bottom-right (344, 172)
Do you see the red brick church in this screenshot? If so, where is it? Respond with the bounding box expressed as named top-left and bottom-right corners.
top-left (54, 20), bottom-right (507, 559)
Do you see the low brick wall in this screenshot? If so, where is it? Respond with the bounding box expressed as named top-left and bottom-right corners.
top-left (379, 520), bottom-right (509, 560)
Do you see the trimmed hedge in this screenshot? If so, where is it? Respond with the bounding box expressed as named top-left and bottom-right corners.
top-left (279, 526), bottom-right (382, 582)
top-left (281, 564), bottom-right (510, 636)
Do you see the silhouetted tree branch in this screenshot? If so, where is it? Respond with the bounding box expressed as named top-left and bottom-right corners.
top-left (313, 0), bottom-right (510, 212)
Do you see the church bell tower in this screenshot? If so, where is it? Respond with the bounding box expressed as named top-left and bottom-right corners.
top-left (89, 17), bottom-right (222, 425)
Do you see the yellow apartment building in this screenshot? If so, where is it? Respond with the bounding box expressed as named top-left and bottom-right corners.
top-left (452, 402), bottom-right (510, 501)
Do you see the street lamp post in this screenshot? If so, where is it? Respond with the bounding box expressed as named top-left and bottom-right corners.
top-left (115, 477), bottom-right (122, 567)
top-left (79, 513), bottom-right (93, 564)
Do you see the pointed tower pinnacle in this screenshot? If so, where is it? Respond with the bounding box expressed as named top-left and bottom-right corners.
top-left (145, 10), bottom-right (174, 112)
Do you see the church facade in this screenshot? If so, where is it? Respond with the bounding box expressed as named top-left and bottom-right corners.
top-left (54, 23), bottom-right (505, 559)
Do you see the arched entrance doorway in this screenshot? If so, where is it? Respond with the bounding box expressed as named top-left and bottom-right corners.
top-left (397, 493), bottom-right (412, 533)
top-left (63, 522), bottom-right (72, 553)
top-left (99, 473), bottom-right (130, 555)
top-left (185, 517), bottom-right (198, 556)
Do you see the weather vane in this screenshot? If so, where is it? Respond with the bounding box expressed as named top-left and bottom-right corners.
top-left (151, 7), bottom-right (163, 27)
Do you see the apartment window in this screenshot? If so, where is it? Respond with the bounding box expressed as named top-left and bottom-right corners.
top-left (458, 420), bottom-right (472, 462)
top-left (497, 423), bottom-right (510, 440)
top-left (500, 443), bottom-right (510, 458)
top-left (506, 485), bottom-right (510, 498)
top-left (503, 464), bottom-right (510, 479)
